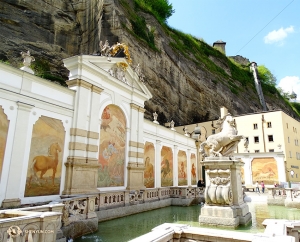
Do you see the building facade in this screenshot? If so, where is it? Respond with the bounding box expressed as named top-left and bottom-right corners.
top-left (0, 53), bottom-right (198, 208)
top-left (176, 108), bottom-right (300, 185)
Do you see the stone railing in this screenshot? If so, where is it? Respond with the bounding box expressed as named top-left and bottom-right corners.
top-left (266, 187), bottom-right (300, 208)
top-left (93, 186), bottom-right (203, 211)
top-left (0, 209), bottom-right (62, 242)
top-left (57, 195), bottom-right (97, 227)
top-left (284, 188), bottom-right (300, 208)
top-left (0, 187), bottom-right (203, 241)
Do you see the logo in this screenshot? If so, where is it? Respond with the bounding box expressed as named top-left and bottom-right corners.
top-left (7, 226), bottom-right (22, 238)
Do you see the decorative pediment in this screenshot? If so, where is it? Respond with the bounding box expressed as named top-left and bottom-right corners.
top-left (63, 55), bottom-right (152, 102)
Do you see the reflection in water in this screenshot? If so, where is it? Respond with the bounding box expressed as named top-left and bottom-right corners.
top-left (75, 203), bottom-right (300, 242)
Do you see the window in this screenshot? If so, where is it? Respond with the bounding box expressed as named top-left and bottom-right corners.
top-left (254, 136), bottom-right (259, 143)
top-left (267, 122), bottom-right (272, 128)
top-left (268, 135), bottom-right (274, 142)
top-left (269, 149), bottom-right (274, 152)
top-left (287, 123), bottom-right (289, 129)
top-left (295, 140), bottom-right (299, 146)
top-left (212, 129), bottom-right (215, 134)
top-left (255, 150), bottom-right (260, 153)
top-left (288, 137), bottom-right (290, 143)
top-left (253, 123), bottom-right (258, 129)
top-left (290, 151), bottom-right (292, 158)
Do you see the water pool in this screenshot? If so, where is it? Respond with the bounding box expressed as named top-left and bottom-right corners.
top-left (75, 202), bottom-right (300, 242)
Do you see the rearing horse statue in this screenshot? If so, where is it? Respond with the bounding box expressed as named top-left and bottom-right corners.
top-left (28, 142), bottom-right (62, 187)
top-left (199, 114), bottom-right (243, 157)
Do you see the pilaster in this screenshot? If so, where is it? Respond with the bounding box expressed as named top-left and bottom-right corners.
top-left (173, 145), bottom-right (178, 186)
top-left (62, 79), bottom-right (102, 195)
top-left (126, 103), bottom-right (146, 190)
top-left (156, 140), bottom-right (162, 188)
top-left (2, 102), bottom-right (34, 208)
top-left (187, 149), bottom-right (191, 186)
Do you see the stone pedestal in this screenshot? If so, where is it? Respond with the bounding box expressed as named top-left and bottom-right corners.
top-left (199, 157), bottom-right (251, 228)
top-left (62, 157), bottom-right (100, 195)
top-left (126, 162), bottom-right (146, 190)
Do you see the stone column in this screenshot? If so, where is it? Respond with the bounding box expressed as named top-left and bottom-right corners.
top-left (2, 102), bottom-right (34, 208)
top-left (126, 104), bottom-right (146, 190)
top-left (187, 149), bottom-right (191, 186)
top-left (173, 145), bottom-right (178, 186)
top-left (156, 140), bottom-right (162, 188)
top-left (199, 157), bottom-right (252, 228)
top-left (62, 79), bottom-right (101, 195)
top-left (195, 141), bottom-right (202, 180)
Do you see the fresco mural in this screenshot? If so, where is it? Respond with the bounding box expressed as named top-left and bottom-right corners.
top-left (144, 142), bottom-right (155, 188)
top-left (161, 146), bottom-right (173, 187)
top-left (252, 158), bottom-right (278, 185)
top-left (0, 106), bottom-right (9, 181)
top-left (25, 116), bottom-right (65, 197)
top-left (191, 153), bottom-right (197, 185)
top-left (98, 105), bottom-right (126, 187)
top-left (178, 150), bottom-right (187, 186)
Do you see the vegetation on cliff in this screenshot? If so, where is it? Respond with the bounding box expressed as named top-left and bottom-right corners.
top-left (119, 0), bottom-right (300, 120)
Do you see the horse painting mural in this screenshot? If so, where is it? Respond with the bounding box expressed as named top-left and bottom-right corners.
top-left (144, 142), bottom-right (155, 188)
top-left (25, 116), bottom-right (65, 197)
top-left (161, 146), bottom-right (173, 187)
top-left (98, 105), bottom-right (126, 187)
top-left (0, 106), bottom-right (9, 180)
top-left (178, 150), bottom-right (187, 186)
top-left (252, 158), bottom-right (278, 185)
top-left (28, 142), bottom-right (61, 187)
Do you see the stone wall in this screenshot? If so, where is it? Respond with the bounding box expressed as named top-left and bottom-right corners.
top-left (0, 0), bottom-right (298, 126)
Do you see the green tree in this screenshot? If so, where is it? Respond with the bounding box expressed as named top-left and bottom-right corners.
top-left (277, 87), bottom-right (291, 100)
top-left (141, 0), bottom-right (175, 22)
top-left (257, 65), bottom-right (277, 86)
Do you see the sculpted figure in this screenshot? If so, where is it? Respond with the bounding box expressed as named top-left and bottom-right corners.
top-left (99, 40), bottom-right (111, 56)
top-left (21, 50), bottom-right (35, 67)
top-left (199, 114), bottom-right (243, 157)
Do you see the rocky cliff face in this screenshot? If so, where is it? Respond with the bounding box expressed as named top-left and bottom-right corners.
top-left (0, 0), bottom-right (298, 125)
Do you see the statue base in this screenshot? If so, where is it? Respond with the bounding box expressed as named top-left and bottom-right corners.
top-left (199, 157), bottom-right (252, 228)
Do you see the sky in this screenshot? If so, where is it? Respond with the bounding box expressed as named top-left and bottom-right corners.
top-left (168, 0), bottom-right (300, 99)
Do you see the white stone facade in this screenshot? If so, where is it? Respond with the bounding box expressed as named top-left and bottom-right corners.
top-left (0, 56), bottom-right (198, 207)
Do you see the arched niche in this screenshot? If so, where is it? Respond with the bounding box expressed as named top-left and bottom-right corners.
top-left (98, 104), bottom-right (126, 187)
top-left (0, 106), bottom-right (9, 181)
top-left (24, 116), bottom-right (65, 197)
top-left (251, 157), bottom-right (278, 185)
top-left (144, 142), bottom-right (155, 188)
top-left (178, 150), bottom-right (187, 186)
top-left (161, 146), bottom-right (173, 187)
top-left (190, 153), bottom-right (197, 185)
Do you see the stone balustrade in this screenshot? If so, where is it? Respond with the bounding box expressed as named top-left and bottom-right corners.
top-left (0, 187), bottom-right (203, 241)
top-left (266, 187), bottom-right (300, 209)
top-left (56, 195), bottom-right (97, 227)
top-left (0, 209), bottom-right (62, 242)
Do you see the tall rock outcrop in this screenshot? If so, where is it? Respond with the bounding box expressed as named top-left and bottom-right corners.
top-left (0, 0), bottom-right (298, 125)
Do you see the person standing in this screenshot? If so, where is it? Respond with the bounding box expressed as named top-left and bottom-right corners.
top-left (255, 181), bottom-right (260, 193)
top-left (261, 181), bottom-right (265, 193)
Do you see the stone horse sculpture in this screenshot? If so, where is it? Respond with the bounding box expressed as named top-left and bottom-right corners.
top-left (28, 142), bottom-right (62, 187)
top-left (199, 114), bottom-right (243, 157)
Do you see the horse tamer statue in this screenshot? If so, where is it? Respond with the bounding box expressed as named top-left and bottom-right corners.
top-left (199, 114), bottom-right (244, 157)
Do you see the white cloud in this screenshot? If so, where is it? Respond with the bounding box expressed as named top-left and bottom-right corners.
top-left (264, 26), bottom-right (294, 44)
top-left (277, 76), bottom-right (300, 99)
